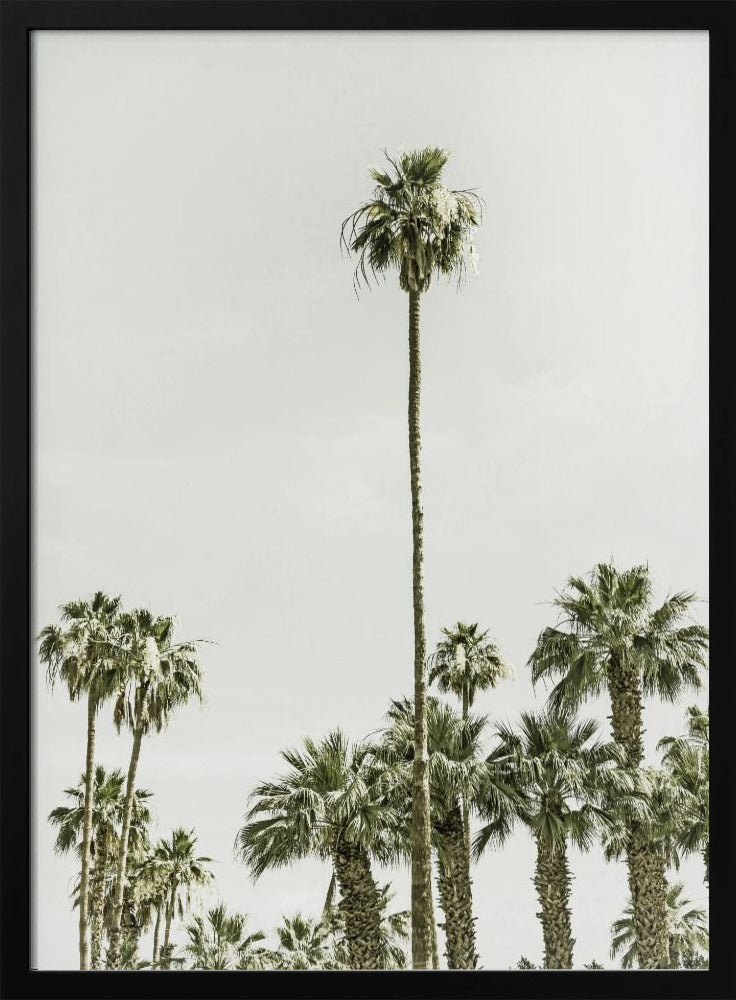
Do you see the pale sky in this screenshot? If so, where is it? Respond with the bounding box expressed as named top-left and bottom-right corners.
top-left (32, 30), bottom-right (708, 970)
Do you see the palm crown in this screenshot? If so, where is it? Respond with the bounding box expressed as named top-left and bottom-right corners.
top-left (39, 591), bottom-right (123, 702)
top-left (110, 610), bottom-right (204, 735)
top-left (341, 146), bottom-right (482, 293)
top-left (528, 563), bottom-right (708, 713)
top-left (236, 729), bottom-right (400, 878)
top-left (429, 622), bottom-right (509, 714)
top-left (474, 706), bottom-right (630, 856)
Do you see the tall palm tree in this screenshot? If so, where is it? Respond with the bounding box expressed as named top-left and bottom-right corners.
top-left (429, 621), bottom-right (509, 863)
top-left (611, 882), bottom-right (708, 969)
top-left (236, 730), bottom-right (401, 970)
top-left (528, 563), bottom-right (708, 968)
top-left (658, 706), bottom-right (709, 888)
top-left (183, 903), bottom-right (267, 970)
top-left (144, 828), bottom-right (213, 970)
top-left (39, 591), bottom-right (123, 969)
top-left (342, 147), bottom-right (482, 971)
top-left (475, 707), bottom-right (631, 969)
top-left (379, 697), bottom-right (493, 969)
top-left (104, 609), bottom-right (204, 967)
top-left (50, 766), bottom-right (152, 968)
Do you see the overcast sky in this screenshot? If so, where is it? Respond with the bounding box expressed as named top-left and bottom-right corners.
top-left (32, 30), bottom-right (708, 970)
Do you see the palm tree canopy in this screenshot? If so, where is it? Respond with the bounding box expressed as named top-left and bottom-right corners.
top-left (235, 730), bottom-right (402, 879)
top-left (107, 609), bottom-right (204, 734)
top-left (600, 767), bottom-right (683, 868)
top-left (341, 146), bottom-right (482, 294)
top-left (49, 766), bottom-right (153, 859)
top-left (657, 706), bottom-right (709, 858)
top-left (38, 591), bottom-right (124, 702)
top-left (474, 705), bottom-right (634, 858)
top-left (610, 882), bottom-right (708, 969)
top-left (528, 563), bottom-right (708, 711)
top-left (147, 827), bottom-right (213, 920)
top-left (429, 621), bottom-right (510, 709)
top-left (378, 696), bottom-right (495, 831)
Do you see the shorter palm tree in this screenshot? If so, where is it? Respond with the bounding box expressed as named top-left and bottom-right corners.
top-left (39, 591), bottom-right (123, 969)
top-left (379, 697), bottom-right (495, 969)
top-left (475, 706), bottom-right (633, 969)
top-left (104, 609), bottom-right (205, 968)
top-left (658, 706), bottom-right (709, 888)
top-left (50, 766), bottom-right (152, 969)
top-left (611, 882), bottom-right (708, 969)
top-left (429, 622), bottom-right (509, 867)
top-left (236, 730), bottom-right (402, 970)
top-left (183, 903), bottom-right (267, 970)
top-left (142, 828), bottom-right (213, 969)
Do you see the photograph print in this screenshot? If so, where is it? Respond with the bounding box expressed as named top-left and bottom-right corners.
top-left (31, 28), bottom-right (709, 974)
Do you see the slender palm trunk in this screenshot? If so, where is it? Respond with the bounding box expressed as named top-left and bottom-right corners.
top-left (106, 717), bottom-right (144, 968)
top-left (435, 806), bottom-right (478, 969)
top-left (407, 288), bottom-right (434, 969)
top-left (78, 692), bottom-right (98, 969)
top-left (607, 655), bottom-right (669, 969)
top-left (152, 903), bottom-right (162, 967)
top-left (89, 841), bottom-right (107, 969)
top-left (461, 684), bottom-right (471, 873)
top-left (162, 881), bottom-right (178, 970)
top-left (332, 840), bottom-right (383, 969)
top-left (534, 835), bottom-right (574, 969)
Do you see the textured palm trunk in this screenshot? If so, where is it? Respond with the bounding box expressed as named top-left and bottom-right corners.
top-left (332, 840), bottom-right (383, 969)
top-left (106, 718), bottom-right (145, 968)
top-left (626, 828), bottom-right (670, 968)
top-left (607, 654), bottom-right (669, 969)
top-left (435, 806), bottom-right (479, 969)
top-left (89, 840), bottom-right (108, 969)
top-left (162, 880), bottom-right (178, 970)
top-left (78, 693), bottom-right (98, 969)
top-left (533, 835), bottom-right (574, 969)
top-left (461, 684), bottom-right (471, 874)
top-left (407, 288), bottom-right (434, 969)
top-left (152, 904), bottom-right (162, 967)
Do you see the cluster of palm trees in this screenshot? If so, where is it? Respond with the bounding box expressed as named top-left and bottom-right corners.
top-left (39, 593), bottom-right (204, 969)
top-left (235, 563), bottom-right (708, 970)
top-left (41, 578), bottom-right (708, 971)
top-left (42, 147), bottom-right (708, 972)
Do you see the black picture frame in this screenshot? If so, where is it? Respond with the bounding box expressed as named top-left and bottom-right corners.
top-left (1, 2), bottom-right (734, 998)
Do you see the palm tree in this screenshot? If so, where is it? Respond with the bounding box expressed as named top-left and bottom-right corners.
top-left (143, 828), bottom-right (213, 969)
top-left (474, 706), bottom-right (630, 969)
top-left (50, 765), bottom-right (152, 968)
top-left (104, 609), bottom-right (204, 967)
top-left (611, 882), bottom-right (708, 969)
top-left (236, 730), bottom-right (401, 970)
top-left (183, 903), bottom-right (267, 970)
top-left (429, 622), bottom-right (509, 863)
top-left (342, 147), bottom-right (482, 970)
top-left (38, 591), bottom-right (123, 969)
top-left (379, 697), bottom-right (493, 969)
top-left (528, 563), bottom-right (708, 968)
top-left (658, 706), bottom-right (709, 888)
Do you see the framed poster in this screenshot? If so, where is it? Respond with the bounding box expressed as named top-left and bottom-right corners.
top-left (1, 2), bottom-right (733, 998)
